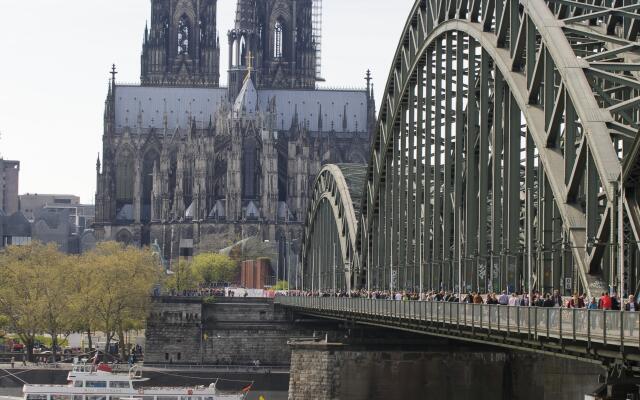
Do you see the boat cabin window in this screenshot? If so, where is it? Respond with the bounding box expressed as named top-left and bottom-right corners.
top-left (109, 382), bottom-right (130, 389)
top-left (74, 381), bottom-right (84, 388)
top-left (73, 365), bottom-right (94, 373)
top-left (86, 396), bottom-right (107, 400)
top-left (26, 395), bottom-right (48, 400)
top-left (73, 396), bottom-right (84, 400)
top-left (157, 396), bottom-right (179, 400)
top-left (52, 395), bottom-right (72, 400)
top-left (85, 381), bottom-right (107, 388)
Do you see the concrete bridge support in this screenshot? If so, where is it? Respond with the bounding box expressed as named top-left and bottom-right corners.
top-left (288, 341), bottom-right (605, 400)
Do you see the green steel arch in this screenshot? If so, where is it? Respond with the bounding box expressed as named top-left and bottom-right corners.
top-left (356, 0), bottom-right (640, 297)
top-left (301, 164), bottom-right (367, 292)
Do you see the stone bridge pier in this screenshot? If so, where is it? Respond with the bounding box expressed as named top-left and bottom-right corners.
top-left (287, 339), bottom-right (605, 400)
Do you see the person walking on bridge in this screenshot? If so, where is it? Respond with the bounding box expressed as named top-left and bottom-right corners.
top-left (567, 293), bottom-right (584, 308)
top-left (600, 292), bottom-right (612, 310)
top-left (498, 291), bottom-right (509, 305)
top-left (625, 295), bottom-right (638, 311)
top-left (625, 295), bottom-right (639, 336)
top-left (552, 290), bottom-right (563, 307)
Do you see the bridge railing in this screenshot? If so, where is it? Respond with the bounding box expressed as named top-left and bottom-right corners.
top-left (275, 297), bottom-right (640, 348)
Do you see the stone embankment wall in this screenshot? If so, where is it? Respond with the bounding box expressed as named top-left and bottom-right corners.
top-left (145, 297), bottom-right (316, 366)
top-left (288, 341), bottom-right (604, 400)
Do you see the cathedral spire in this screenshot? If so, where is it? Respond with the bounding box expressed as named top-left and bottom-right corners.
top-left (162, 99), bottom-right (168, 134)
top-left (292, 104), bottom-right (299, 129)
top-left (110, 64), bottom-right (117, 91)
top-left (137, 100), bottom-right (143, 131)
top-left (365, 69), bottom-right (372, 97)
top-left (342, 104), bottom-right (348, 131)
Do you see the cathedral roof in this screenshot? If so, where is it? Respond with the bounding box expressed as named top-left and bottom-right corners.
top-left (233, 77), bottom-right (258, 117)
top-left (113, 85), bottom-right (368, 135)
top-left (114, 86), bottom-right (227, 132)
top-left (258, 89), bottom-right (368, 133)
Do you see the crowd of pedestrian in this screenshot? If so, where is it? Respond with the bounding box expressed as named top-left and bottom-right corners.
top-left (165, 287), bottom-right (229, 297)
top-left (279, 289), bottom-right (640, 311)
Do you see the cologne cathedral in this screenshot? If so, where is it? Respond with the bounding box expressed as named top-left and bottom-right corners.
top-left (93, 0), bottom-right (374, 265)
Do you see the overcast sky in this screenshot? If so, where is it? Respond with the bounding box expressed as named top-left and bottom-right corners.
top-left (0, 0), bottom-right (414, 203)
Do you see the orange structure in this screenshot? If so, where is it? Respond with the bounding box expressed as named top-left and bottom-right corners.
top-left (240, 259), bottom-right (272, 289)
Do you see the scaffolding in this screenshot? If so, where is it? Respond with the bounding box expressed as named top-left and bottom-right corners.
top-left (312, 0), bottom-right (322, 79)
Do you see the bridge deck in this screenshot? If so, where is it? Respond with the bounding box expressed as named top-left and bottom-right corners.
top-left (277, 297), bottom-right (640, 364)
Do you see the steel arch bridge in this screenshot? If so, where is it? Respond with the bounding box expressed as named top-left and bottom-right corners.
top-left (301, 164), bottom-right (367, 293)
top-left (302, 0), bottom-right (640, 298)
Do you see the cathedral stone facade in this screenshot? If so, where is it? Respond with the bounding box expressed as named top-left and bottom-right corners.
top-left (94, 0), bottom-right (374, 266)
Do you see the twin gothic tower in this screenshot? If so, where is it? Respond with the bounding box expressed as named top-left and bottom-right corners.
top-left (94, 0), bottom-right (373, 263)
top-left (141, 0), bottom-right (318, 94)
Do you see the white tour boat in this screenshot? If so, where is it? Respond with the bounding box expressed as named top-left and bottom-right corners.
top-left (22, 362), bottom-right (250, 400)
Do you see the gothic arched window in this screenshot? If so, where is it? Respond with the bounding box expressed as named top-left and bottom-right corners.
top-left (116, 150), bottom-right (134, 203)
top-left (240, 36), bottom-right (247, 66)
top-left (178, 15), bottom-right (191, 55)
top-left (274, 20), bottom-right (284, 59)
top-left (141, 150), bottom-right (159, 222)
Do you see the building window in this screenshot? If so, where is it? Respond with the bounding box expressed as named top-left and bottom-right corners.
top-left (85, 381), bottom-right (107, 388)
top-left (179, 247), bottom-right (193, 257)
top-left (116, 150), bottom-right (134, 203)
top-left (274, 20), bottom-right (284, 59)
top-left (9, 237), bottom-right (31, 246)
top-left (178, 15), bottom-right (190, 55)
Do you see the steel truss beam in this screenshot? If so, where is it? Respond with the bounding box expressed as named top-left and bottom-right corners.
top-left (301, 165), bottom-right (365, 293)
top-left (355, 0), bottom-right (640, 297)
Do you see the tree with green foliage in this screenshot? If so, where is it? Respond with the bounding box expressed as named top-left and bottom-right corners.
top-left (164, 260), bottom-right (197, 292)
top-left (273, 280), bottom-right (289, 290)
top-left (68, 254), bottom-right (99, 352)
top-left (0, 241), bottom-right (161, 362)
top-left (191, 253), bottom-right (237, 285)
top-left (0, 243), bottom-right (72, 361)
top-left (79, 242), bottom-right (161, 359)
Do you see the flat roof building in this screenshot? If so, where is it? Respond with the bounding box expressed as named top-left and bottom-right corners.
top-left (19, 194), bottom-right (80, 222)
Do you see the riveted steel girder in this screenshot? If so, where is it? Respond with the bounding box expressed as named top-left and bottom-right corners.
top-left (356, 0), bottom-right (640, 297)
top-left (301, 164), bottom-right (366, 292)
